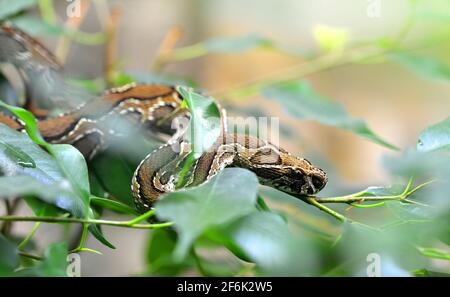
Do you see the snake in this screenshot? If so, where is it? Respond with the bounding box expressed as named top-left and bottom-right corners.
top-left (0, 23), bottom-right (328, 213)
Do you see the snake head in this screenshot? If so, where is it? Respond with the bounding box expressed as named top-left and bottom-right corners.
top-left (236, 143), bottom-right (328, 196)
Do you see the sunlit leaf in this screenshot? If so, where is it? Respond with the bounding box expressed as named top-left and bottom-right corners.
top-left (313, 25), bottom-right (348, 53)
top-left (155, 168), bottom-right (259, 259)
top-left (176, 86), bottom-right (222, 156)
top-left (263, 81), bottom-right (398, 150)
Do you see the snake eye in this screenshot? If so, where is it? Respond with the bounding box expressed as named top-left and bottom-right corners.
top-left (311, 175), bottom-right (326, 192)
top-left (250, 147), bottom-right (281, 165)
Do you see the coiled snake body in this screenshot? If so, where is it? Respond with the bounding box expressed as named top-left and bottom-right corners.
top-left (0, 23), bottom-right (327, 212)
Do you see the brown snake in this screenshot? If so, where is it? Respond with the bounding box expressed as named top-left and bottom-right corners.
top-left (0, 23), bottom-right (327, 213)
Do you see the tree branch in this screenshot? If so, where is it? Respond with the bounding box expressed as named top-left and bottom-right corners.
top-left (0, 215), bottom-right (172, 229)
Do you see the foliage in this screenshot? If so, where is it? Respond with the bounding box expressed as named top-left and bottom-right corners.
top-left (0, 0), bottom-right (449, 277)
top-left (262, 81), bottom-right (398, 150)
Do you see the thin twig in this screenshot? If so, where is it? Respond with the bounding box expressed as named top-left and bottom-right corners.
top-left (104, 6), bottom-right (121, 86)
top-left (151, 26), bottom-right (183, 72)
top-left (18, 251), bottom-right (43, 261)
top-left (300, 178), bottom-right (434, 225)
top-left (0, 200), bottom-right (13, 235)
top-left (1, 199), bottom-right (20, 235)
top-left (55, 0), bottom-right (91, 63)
top-left (305, 197), bottom-right (347, 222)
top-left (0, 215), bottom-right (172, 229)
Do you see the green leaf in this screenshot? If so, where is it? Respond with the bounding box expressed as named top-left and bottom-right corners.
top-left (0, 140), bottom-right (36, 168)
top-left (90, 196), bottom-right (138, 216)
top-left (0, 234), bottom-right (20, 276)
top-left (364, 185), bottom-right (405, 196)
top-left (36, 242), bottom-right (68, 276)
top-left (385, 201), bottom-right (431, 221)
top-left (155, 168), bottom-right (259, 260)
top-left (218, 212), bottom-right (319, 276)
top-left (417, 246), bottom-right (450, 260)
top-left (112, 72), bottom-right (136, 87)
top-left (412, 269), bottom-right (450, 277)
top-left (416, 0), bottom-right (450, 23)
top-left (204, 34), bottom-right (273, 53)
top-left (90, 152), bottom-right (136, 206)
top-left (383, 150), bottom-right (450, 215)
top-left (21, 242), bottom-right (68, 276)
top-left (24, 196), bottom-right (62, 217)
top-left (10, 16), bottom-right (107, 45)
top-left (146, 229), bottom-right (194, 276)
top-left (51, 144), bottom-right (90, 203)
top-left (262, 81), bottom-right (398, 150)
top-left (0, 102), bottom-right (46, 145)
top-left (0, 125), bottom-right (86, 217)
top-left (417, 117), bottom-right (450, 152)
top-left (335, 223), bottom-right (416, 276)
top-left (0, 0), bottom-right (37, 20)
top-left (0, 103), bottom-right (92, 206)
top-left (176, 86), bottom-right (222, 156)
top-left (88, 224), bottom-right (115, 249)
top-left (391, 53), bottom-right (450, 81)
top-left (0, 121), bottom-right (112, 248)
top-left (384, 149), bottom-right (450, 180)
top-left (0, 175), bottom-right (78, 204)
top-left (10, 15), bottom-right (63, 36)
top-left (170, 34), bottom-right (274, 62)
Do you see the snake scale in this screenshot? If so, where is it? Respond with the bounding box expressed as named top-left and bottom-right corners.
top-left (0, 23), bottom-right (327, 213)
